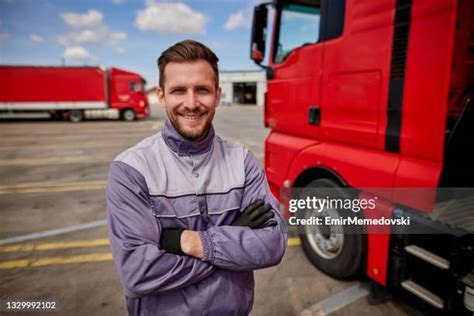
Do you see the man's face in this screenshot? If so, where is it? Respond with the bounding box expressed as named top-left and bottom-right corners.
top-left (157, 60), bottom-right (221, 141)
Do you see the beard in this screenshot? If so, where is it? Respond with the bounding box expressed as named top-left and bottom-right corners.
top-left (167, 107), bottom-right (215, 141)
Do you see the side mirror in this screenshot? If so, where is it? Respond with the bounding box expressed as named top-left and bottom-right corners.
top-left (250, 3), bottom-right (269, 64)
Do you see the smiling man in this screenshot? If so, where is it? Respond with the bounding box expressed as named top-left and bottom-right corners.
top-left (106, 40), bottom-right (287, 316)
top-left (159, 58), bottom-right (217, 141)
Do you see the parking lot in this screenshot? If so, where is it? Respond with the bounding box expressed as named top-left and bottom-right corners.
top-left (0, 105), bottom-right (421, 315)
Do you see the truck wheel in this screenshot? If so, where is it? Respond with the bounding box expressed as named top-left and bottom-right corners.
top-left (121, 109), bottom-right (136, 121)
top-left (298, 178), bottom-right (365, 279)
top-left (68, 110), bottom-right (84, 123)
top-left (50, 111), bottom-right (62, 120)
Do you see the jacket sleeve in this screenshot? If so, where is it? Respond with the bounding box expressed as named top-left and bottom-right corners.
top-left (106, 160), bottom-right (214, 299)
top-left (199, 150), bottom-right (288, 271)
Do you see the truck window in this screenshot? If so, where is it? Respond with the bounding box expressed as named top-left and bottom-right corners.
top-left (274, 3), bottom-right (321, 64)
top-left (129, 81), bottom-right (143, 92)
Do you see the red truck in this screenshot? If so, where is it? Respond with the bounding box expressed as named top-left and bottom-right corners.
top-left (251, 0), bottom-right (473, 314)
top-left (0, 66), bottom-right (149, 122)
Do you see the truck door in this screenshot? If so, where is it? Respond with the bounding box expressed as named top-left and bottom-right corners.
top-left (267, 1), bottom-right (323, 138)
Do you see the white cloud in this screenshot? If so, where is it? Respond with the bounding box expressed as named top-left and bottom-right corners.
top-left (0, 32), bottom-right (11, 40)
top-left (57, 26), bottom-right (107, 45)
top-left (57, 8), bottom-right (127, 61)
top-left (75, 29), bottom-right (103, 43)
top-left (110, 32), bottom-right (127, 42)
top-left (135, 2), bottom-right (208, 35)
top-left (58, 27), bottom-right (127, 46)
top-left (30, 34), bottom-right (44, 43)
top-left (224, 10), bottom-right (251, 31)
top-left (60, 9), bottom-right (103, 29)
top-left (63, 46), bottom-right (95, 60)
top-left (57, 11), bottom-right (127, 46)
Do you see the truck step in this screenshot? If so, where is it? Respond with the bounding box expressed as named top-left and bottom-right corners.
top-left (401, 280), bottom-right (444, 309)
top-left (405, 245), bottom-right (450, 270)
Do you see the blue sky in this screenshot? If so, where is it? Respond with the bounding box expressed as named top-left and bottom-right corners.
top-left (0, 0), bottom-right (263, 86)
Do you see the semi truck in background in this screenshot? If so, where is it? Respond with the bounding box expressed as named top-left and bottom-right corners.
top-left (0, 66), bottom-right (149, 122)
top-left (251, 0), bottom-right (473, 314)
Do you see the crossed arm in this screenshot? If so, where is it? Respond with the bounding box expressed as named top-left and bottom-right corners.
top-left (106, 153), bottom-right (287, 299)
top-left (161, 199), bottom-right (275, 259)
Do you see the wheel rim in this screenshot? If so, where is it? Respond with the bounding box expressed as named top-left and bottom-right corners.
top-left (305, 207), bottom-right (344, 259)
top-left (70, 111), bottom-right (82, 122)
top-left (124, 110), bottom-right (135, 121)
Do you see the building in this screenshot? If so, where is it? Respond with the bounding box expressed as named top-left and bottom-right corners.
top-left (219, 70), bottom-right (266, 106)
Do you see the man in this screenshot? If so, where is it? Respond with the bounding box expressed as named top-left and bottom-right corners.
top-left (106, 39), bottom-right (287, 315)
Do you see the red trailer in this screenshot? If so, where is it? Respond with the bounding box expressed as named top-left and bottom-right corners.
top-left (251, 0), bottom-right (473, 314)
top-left (0, 66), bottom-right (149, 122)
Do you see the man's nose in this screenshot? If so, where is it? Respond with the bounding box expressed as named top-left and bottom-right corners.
top-left (183, 91), bottom-right (199, 110)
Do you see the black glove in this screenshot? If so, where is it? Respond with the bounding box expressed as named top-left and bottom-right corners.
top-left (231, 199), bottom-right (275, 229)
top-left (160, 228), bottom-right (184, 255)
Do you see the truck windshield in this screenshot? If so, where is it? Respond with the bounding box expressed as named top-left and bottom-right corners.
top-left (130, 81), bottom-right (144, 92)
top-left (274, 3), bottom-right (320, 64)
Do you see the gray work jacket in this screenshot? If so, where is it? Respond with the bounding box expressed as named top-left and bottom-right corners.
top-left (106, 120), bottom-right (287, 315)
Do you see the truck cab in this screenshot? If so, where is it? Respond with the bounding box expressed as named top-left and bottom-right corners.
top-left (251, 0), bottom-right (474, 313)
top-left (108, 67), bottom-right (149, 121)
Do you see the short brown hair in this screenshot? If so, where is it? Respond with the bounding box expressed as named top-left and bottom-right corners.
top-left (157, 39), bottom-right (219, 90)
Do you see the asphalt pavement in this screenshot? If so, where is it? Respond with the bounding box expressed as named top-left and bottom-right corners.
top-left (0, 104), bottom-right (421, 315)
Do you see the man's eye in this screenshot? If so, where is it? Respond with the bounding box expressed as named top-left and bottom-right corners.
top-left (171, 89), bottom-right (185, 94)
top-left (197, 88), bottom-right (210, 93)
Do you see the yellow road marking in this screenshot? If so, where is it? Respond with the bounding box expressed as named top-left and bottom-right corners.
top-left (0, 155), bottom-right (113, 166)
top-left (0, 237), bottom-right (300, 254)
top-left (0, 259), bottom-right (30, 269)
top-left (287, 237), bottom-right (301, 247)
top-left (0, 253), bottom-right (112, 270)
top-left (31, 253), bottom-right (113, 267)
top-left (0, 239), bottom-right (110, 253)
top-left (0, 237), bottom-right (301, 270)
top-left (0, 180), bottom-right (107, 194)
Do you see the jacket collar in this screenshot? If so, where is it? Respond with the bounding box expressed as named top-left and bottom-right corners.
top-left (162, 119), bottom-right (215, 156)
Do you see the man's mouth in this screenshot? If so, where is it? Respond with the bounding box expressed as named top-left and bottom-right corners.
top-left (182, 114), bottom-right (202, 121)
top-left (180, 112), bottom-right (205, 123)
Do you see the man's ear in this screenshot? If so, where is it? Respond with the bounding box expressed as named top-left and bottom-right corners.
top-left (157, 86), bottom-right (165, 109)
top-left (216, 86), bottom-right (222, 107)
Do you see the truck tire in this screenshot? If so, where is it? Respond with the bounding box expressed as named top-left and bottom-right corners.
top-left (297, 178), bottom-right (365, 279)
top-left (121, 109), bottom-right (136, 121)
top-left (68, 110), bottom-right (84, 123)
top-left (49, 111), bottom-right (62, 120)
